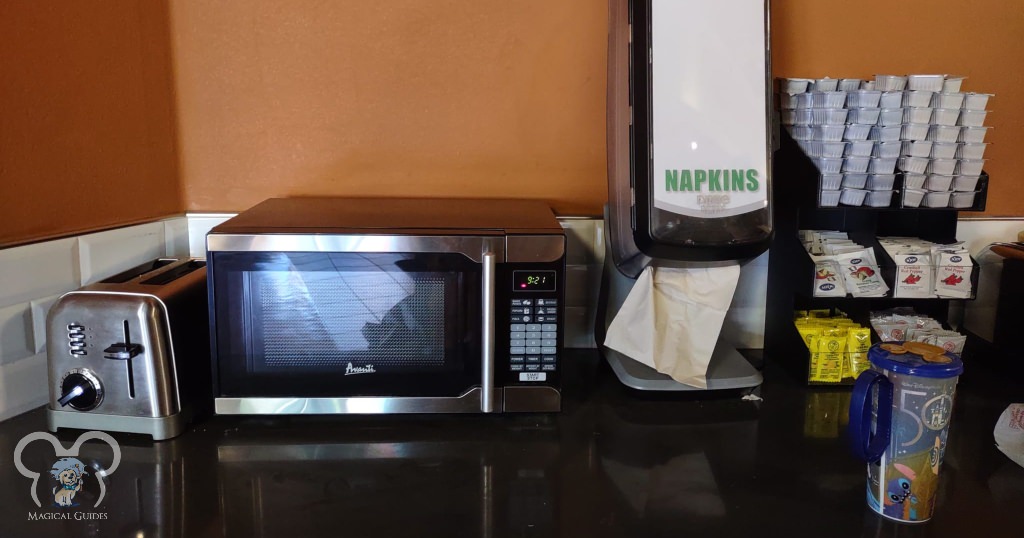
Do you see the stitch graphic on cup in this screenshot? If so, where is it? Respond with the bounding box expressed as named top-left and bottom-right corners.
top-left (14, 431), bottom-right (121, 508)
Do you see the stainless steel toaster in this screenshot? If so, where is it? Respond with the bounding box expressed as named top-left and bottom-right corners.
top-left (46, 258), bottom-right (211, 440)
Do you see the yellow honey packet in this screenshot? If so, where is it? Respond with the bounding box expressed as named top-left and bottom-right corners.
top-left (847, 328), bottom-right (871, 353)
top-left (822, 327), bottom-right (849, 338)
top-left (809, 309), bottom-right (833, 319)
top-left (797, 326), bottom-right (822, 349)
top-left (846, 327), bottom-right (872, 378)
top-left (848, 352), bottom-right (870, 378)
top-left (809, 334), bottom-right (845, 383)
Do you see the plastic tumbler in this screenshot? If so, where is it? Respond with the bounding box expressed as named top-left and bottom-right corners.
top-left (848, 343), bottom-right (963, 523)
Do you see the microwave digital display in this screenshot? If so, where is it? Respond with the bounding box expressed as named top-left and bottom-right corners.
top-left (513, 270), bottom-right (556, 292)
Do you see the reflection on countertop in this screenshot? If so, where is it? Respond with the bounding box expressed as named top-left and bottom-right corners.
top-left (0, 350), bottom-right (1021, 538)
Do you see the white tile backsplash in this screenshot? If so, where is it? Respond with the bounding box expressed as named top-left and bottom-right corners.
top-left (562, 218), bottom-right (604, 265)
top-left (0, 303), bottom-right (33, 366)
top-left (77, 221), bottom-right (167, 285)
top-left (564, 306), bottom-right (594, 348)
top-left (564, 265), bottom-right (593, 307)
top-left (164, 217), bottom-right (192, 257)
top-left (29, 294), bottom-right (62, 354)
top-left (187, 214), bottom-right (234, 257)
top-left (0, 353), bottom-right (47, 422)
top-left (955, 219), bottom-right (1024, 255)
top-left (0, 237), bottom-right (78, 308)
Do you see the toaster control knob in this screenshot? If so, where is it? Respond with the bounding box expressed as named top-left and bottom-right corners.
top-left (58, 369), bottom-right (102, 411)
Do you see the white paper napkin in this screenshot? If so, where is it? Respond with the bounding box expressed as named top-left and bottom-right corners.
top-left (604, 264), bottom-right (741, 388)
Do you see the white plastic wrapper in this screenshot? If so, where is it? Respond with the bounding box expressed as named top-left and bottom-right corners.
top-left (994, 404), bottom-right (1024, 469)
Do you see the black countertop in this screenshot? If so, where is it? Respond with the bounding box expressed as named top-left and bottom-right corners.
top-left (1, 351), bottom-right (1021, 538)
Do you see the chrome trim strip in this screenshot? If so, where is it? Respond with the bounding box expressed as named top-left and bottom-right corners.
top-left (207, 234), bottom-right (506, 263)
top-left (481, 252), bottom-right (496, 413)
top-left (214, 388), bottom-right (500, 415)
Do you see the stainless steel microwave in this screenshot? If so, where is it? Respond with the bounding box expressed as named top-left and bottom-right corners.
top-left (206, 197), bottom-right (565, 414)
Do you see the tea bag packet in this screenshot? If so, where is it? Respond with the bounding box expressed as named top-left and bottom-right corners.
top-left (822, 238), bottom-right (861, 255)
top-left (798, 230), bottom-right (815, 244)
top-left (934, 249), bottom-right (973, 298)
top-left (836, 248), bottom-right (889, 297)
top-left (818, 231), bottom-right (849, 240)
top-left (804, 230), bottom-right (848, 256)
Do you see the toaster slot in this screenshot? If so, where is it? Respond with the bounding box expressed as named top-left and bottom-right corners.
top-left (141, 260), bottom-right (206, 285)
top-left (100, 258), bottom-right (177, 283)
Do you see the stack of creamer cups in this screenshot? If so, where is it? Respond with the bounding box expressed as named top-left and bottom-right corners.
top-left (779, 75), bottom-right (991, 209)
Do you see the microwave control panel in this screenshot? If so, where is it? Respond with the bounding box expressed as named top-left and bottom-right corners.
top-left (506, 269), bottom-right (560, 384)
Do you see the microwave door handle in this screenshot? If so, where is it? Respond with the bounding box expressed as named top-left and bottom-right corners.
top-left (481, 251), bottom-right (496, 413)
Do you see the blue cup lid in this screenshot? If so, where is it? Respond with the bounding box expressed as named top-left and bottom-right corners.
top-left (868, 342), bottom-right (964, 378)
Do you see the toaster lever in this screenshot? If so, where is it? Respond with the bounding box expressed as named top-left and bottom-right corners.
top-left (103, 343), bottom-right (143, 360)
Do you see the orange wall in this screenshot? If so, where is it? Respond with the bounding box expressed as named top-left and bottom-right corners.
top-left (3, 1), bottom-right (1023, 247)
top-left (772, 0), bottom-right (1024, 216)
top-left (170, 0), bottom-right (1023, 217)
top-left (0, 0), bottom-right (182, 247)
top-left (170, 0), bottom-right (609, 216)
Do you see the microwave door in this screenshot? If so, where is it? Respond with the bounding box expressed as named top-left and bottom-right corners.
top-left (208, 235), bottom-right (504, 413)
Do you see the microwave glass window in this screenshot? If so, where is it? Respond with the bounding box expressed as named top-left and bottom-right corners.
top-left (211, 251), bottom-right (483, 398)
top-left (251, 270), bottom-right (449, 370)
top-left (513, 270), bottom-right (556, 292)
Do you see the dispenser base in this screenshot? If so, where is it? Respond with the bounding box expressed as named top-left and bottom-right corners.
top-left (603, 344), bottom-right (762, 391)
